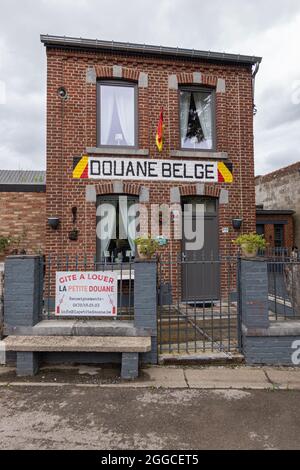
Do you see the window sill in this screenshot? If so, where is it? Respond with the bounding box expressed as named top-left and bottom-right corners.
top-left (86, 147), bottom-right (149, 156)
top-left (170, 150), bottom-right (228, 160)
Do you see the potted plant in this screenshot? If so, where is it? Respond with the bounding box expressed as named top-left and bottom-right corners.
top-left (0, 235), bottom-right (14, 256)
top-left (233, 233), bottom-right (267, 258)
top-left (135, 235), bottom-right (160, 260)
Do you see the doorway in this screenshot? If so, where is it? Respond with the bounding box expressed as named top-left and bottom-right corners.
top-left (181, 196), bottom-right (220, 302)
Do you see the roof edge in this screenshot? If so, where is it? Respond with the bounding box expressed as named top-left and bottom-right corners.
top-left (40, 34), bottom-right (262, 66)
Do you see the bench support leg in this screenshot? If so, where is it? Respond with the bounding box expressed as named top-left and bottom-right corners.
top-left (16, 352), bottom-right (39, 377)
top-left (121, 352), bottom-right (139, 379)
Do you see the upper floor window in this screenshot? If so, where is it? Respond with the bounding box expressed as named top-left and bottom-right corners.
top-left (179, 88), bottom-right (214, 150)
top-left (97, 81), bottom-right (136, 147)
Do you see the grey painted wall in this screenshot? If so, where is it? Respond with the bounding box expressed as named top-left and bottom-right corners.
top-left (241, 259), bottom-right (300, 366)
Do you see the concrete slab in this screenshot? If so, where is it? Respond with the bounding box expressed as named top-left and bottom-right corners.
top-left (264, 368), bottom-right (300, 390)
top-left (185, 367), bottom-right (270, 389)
top-left (145, 367), bottom-right (187, 388)
top-left (4, 335), bottom-right (151, 353)
top-left (97, 367), bottom-right (187, 389)
top-left (5, 320), bottom-right (150, 337)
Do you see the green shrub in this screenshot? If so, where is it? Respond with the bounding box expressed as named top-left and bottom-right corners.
top-left (233, 233), bottom-right (267, 251)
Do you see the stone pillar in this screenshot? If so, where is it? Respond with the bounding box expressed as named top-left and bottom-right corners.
top-left (121, 352), bottom-right (139, 379)
top-left (16, 352), bottom-right (39, 376)
top-left (240, 258), bottom-right (270, 330)
top-left (134, 260), bottom-right (158, 364)
top-left (0, 271), bottom-right (4, 339)
top-left (4, 256), bottom-right (43, 329)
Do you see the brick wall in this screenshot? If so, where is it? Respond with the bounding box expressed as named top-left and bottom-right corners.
top-left (44, 42), bottom-right (257, 300)
top-left (256, 213), bottom-right (294, 248)
top-left (0, 191), bottom-right (46, 260)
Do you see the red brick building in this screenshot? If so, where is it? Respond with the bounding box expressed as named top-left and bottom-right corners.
top-left (256, 163), bottom-right (300, 250)
top-left (256, 206), bottom-right (295, 250)
top-left (41, 35), bottom-right (261, 301)
top-left (0, 170), bottom-right (46, 263)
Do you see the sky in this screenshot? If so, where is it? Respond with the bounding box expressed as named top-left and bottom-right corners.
top-left (0, 0), bottom-right (300, 175)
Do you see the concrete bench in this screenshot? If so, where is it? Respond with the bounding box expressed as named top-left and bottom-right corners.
top-left (4, 335), bottom-right (151, 379)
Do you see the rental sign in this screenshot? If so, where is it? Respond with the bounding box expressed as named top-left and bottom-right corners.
top-left (55, 271), bottom-right (118, 317)
top-left (73, 156), bottom-right (233, 183)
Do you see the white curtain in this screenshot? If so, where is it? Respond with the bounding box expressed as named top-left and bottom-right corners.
top-left (180, 92), bottom-right (190, 146)
top-left (115, 87), bottom-right (135, 146)
top-left (101, 86), bottom-right (115, 145)
top-left (98, 202), bottom-right (116, 257)
top-left (127, 203), bottom-right (137, 254)
top-left (194, 92), bottom-right (212, 148)
top-left (119, 197), bottom-right (136, 255)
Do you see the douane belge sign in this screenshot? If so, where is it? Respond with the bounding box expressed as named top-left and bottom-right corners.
top-left (73, 156), bottom-right (233, 183)
top-left (55, 271), bottom-right (118, 317)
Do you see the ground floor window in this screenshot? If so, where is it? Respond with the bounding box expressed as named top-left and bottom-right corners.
top-left (96, 195), bottom-right (138, 262)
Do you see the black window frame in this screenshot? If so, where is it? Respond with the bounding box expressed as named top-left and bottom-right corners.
top-left (178, 85), bottom-right (216, 152)
top-left (97, 80), bottom-right (138, 149)
top-left (274, 224), bottom-right (284, 248)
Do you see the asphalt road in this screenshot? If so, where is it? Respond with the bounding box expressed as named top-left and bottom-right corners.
top-left (0, 385), bottom-right (300, 450)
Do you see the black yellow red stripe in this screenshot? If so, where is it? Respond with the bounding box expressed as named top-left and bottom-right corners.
top-left (73, 156), bottom-right (89, 179)
top-left (218, 161), bottom-right (233, 183)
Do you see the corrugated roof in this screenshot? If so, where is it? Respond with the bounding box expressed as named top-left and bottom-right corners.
top-left (0, 170), bottom-right (46, 185)
top-left (41, 35), bottom-right (262, 66)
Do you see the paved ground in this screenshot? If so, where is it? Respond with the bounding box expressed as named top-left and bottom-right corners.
top-left (1, 365), bottom-right (300, 450)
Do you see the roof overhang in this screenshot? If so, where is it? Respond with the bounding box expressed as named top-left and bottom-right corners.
top-left (41, 35), bottom-right (262, 67)
top-left (256, 209), bottom-right (295, 216)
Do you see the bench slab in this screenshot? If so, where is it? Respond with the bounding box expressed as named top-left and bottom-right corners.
top-left (4, 335), bottom-right (151, 353)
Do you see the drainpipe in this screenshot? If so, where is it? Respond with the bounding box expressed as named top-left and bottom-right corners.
top-left (252, 61), bottom-right (260, 115)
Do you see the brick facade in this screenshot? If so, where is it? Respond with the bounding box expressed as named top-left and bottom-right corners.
top-left (43, 37), bottom-right (259, 298)
top-left (0, 191), bottom-right (46, 261)
top-left (256, 212), bottom-right (294, 249)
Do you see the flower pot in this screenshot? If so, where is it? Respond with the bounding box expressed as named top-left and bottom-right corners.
top-left (241, 244), bottom-right (258, 258)
top-left (137, 245), bottom-right (151, 260)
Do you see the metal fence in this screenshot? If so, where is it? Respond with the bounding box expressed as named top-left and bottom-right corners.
top-left (267, 258), bottom-right (300, 320)
top-left (43, 254), bottom-right (135, 321)
top-left (157, 256), bottom-right (239, 355)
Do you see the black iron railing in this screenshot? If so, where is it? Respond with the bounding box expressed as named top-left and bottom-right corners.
top-left (267, 258), bottom-right (300, 321)
top-left (157, 255), bottom-right (239, 355)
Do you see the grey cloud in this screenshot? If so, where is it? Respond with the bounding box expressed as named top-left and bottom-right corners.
top-left (0, 0), bottom-right (300, 173)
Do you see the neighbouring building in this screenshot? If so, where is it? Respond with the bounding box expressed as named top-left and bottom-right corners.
top-left (256, 162), bottom-right (300, 248)
top-left (41, 34), bottom-right (261, 302)
top-left (0, 170), bottom-right (46, 262)
top-left (256, 205), bottom-right (295, 250)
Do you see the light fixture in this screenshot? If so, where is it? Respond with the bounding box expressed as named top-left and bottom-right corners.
top-left (57, 87), bottom-right (68, 100)
top-left (232, 218), bottom-right (243, 230)
top-left (48, 217), bottom-right (60, 230)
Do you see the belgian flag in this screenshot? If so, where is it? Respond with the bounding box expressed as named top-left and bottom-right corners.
top-left (155, 109), bottom-right (164, 152)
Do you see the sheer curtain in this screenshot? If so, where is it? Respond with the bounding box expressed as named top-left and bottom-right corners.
top-left (101, 86), bottom-right (115, 145)
top-left (115, 87), bottom-right (135, 146)
top-left (194, 92), bottom-right (212, 148)
top-left (180, 92), bottom-right (190, 146)
top-left (119, 197), bottom-right (136, 255)
top-left (98, 202), bottom-right (116, 258)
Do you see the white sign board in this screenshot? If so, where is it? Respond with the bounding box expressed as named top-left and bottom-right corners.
top-left (55, 271), bottom-right (118, 317)
top-left (89, 157), bottom-right (218, 182)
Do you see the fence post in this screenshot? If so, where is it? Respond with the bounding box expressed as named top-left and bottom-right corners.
top-left (4, 255), bottom-right (44, 331)
top-left (0, 271), bottom-right (4, 340)
top-left (134, 260), bottom-right (158, 364)
top-left (240, 258), bottom-right (270, 330)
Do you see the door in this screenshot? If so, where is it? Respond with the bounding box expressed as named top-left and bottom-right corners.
top-left (182, 196), bottom-right (220, 302)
